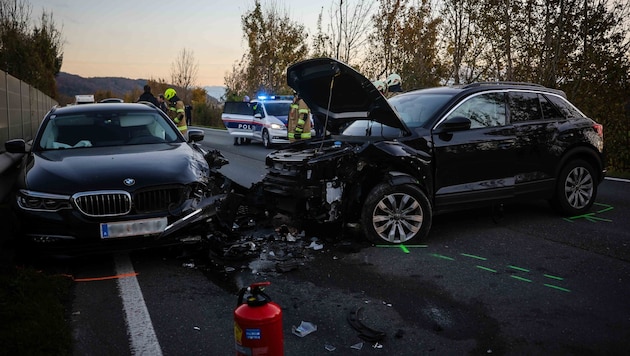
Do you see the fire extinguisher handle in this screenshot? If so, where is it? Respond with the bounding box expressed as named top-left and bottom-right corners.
top-left (250, 281), bottom-right (271, 289)
top-left (237, 287), bottom-right (248, 307)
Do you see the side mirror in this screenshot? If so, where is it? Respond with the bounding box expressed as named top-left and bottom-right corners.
top-left (437, 116), bottom-right (471, 132)
top-left (254, 113), bottom-right (262, 119)
top-left (5, 139), bottom-right (27, 153)
top-left (187, 129), bottom-right (204, 143)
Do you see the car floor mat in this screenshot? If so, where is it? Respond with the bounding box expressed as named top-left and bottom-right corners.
top-left (347, 306), bottom-right (386, 343)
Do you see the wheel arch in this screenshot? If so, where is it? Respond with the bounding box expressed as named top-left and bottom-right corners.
top-left (556, 146), bottom-right (605, 183)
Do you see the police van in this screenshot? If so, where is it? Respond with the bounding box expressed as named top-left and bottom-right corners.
top-left (221, 95), bottom-right (292, 148)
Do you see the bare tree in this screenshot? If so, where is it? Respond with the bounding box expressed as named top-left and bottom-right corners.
top-left (170, 48), bottom-right (199, 102)
top-left (318, 0), bottom-right (374, 65)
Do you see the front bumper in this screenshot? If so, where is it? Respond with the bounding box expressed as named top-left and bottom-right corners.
top-left (12, 194), bottom-right (225, 257)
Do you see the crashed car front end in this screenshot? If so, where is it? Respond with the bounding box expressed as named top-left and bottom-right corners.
top-left (262, 138), bottom-right (433, 226)
top-left (11, 147), bottom-right (230, 257)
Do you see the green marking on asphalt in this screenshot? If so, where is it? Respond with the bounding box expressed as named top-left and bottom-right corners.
top-left (543, 274), bottom-right (564, 281)
top-left (511, 275), bottom-right (532, 283)
top-left (430, 253), bottom-right (455, 261)
top-left (476, 265), bottom-right (496, 273)
top-left (564, 213), bottom-right (612, 223)
top-left (594, 202), bottom-right (614, 213)
top-left (508, 265), bottom-right (530, 272)
top-left (375, 244), bottom-right (427, 254)
top-left (563, 203), bottom-right (614, 223)
top-left (461, 253), bottom-right (486, 261)
top-left (544, 284), bottom-right (571, 293)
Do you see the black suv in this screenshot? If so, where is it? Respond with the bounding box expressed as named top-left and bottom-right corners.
top-left (262, 58), bottom-right (605, 244)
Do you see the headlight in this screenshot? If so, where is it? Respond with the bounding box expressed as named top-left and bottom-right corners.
top-left (16, 190), bottom-right (72, 211)
top-left (269, 123), bottom-right (284, 129)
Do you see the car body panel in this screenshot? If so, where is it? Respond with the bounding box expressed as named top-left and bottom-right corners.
top-left (222, 99), bottom-right (291, 145)
top-left (286, 58), bottom-right (407, 132)
top-left (6, 103), bottom-right (228, 256)
top-left (260, 58), bottom-right (605, 243)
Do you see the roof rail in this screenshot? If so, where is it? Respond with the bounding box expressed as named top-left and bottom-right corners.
top-left (463, 81), bottom-right (545, 89)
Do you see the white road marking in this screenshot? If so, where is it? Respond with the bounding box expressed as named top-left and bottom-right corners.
top-left (114, 253), bottom-right (163, 356)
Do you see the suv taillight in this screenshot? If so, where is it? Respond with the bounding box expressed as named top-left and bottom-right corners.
top-left (593, 123), bottom-right (603, 138)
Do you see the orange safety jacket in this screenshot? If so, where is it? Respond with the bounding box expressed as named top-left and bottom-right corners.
top-left (288, 99), bottom-right (311, 141)
top-left (168, 98), bottom-right (188, 135)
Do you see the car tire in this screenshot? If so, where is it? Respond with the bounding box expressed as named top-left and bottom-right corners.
top-left (262, 130), bottom-right (272, 148)
top-left (361, 183), bottom-right (432, 244)
top-left (234, 137), bottom-right (240, 146)
top-left (551, 159), bottom-right (597, 215)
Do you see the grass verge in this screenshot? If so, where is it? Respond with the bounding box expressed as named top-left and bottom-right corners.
top-left (0, 265), bottom-right (73, 355)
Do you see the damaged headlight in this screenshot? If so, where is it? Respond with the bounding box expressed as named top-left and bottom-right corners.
top-left (16, 190), bottom-right (72, 211)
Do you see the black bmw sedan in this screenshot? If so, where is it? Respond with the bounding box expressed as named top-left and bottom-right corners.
top-left (5, 102), bottom-right (226, 256)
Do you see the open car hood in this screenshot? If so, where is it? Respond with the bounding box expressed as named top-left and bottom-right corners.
top-left (287, 58), bottom-right (408, 132)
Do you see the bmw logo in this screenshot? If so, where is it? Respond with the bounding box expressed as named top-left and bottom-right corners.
top-left (123, 178), bottom-right (136, 186)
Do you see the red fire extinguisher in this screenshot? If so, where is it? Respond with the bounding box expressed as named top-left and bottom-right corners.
top-left (234, 281), bottom-right (284, 356)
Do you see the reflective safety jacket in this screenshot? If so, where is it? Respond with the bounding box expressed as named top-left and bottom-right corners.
top-left (167, 95), bottom-right (188, 135)
top-left (288, 99), bottom-right (311, 142)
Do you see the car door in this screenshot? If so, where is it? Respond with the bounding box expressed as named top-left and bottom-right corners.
top-left (508, 90), bottom-right (568, 194)
top-left (222, 101), bottom-right (255, 138)
top-left (431, 91), bottom-right (518, 210)
top-left (251, 101), bottom-right (265, 141)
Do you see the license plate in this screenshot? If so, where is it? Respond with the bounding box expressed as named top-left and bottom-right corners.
top-left (100, 217), bottom-right (168, 239)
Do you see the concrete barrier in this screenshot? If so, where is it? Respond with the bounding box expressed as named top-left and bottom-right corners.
top-left (0, 71), bottom-right (58, 202)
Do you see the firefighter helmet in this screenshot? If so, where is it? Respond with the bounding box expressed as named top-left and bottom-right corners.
top-left (164, 88), bottom-right (177, 101)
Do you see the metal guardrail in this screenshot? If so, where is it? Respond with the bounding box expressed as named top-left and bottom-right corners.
top-left (0, 71), bottom-right (58, 202)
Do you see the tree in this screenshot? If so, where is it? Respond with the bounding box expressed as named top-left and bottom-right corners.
top-left (170, 48), bottom-right (199, 102)
top-left (314, 0), bottom-right (374, 65)
top-left (0, 0), bottom-right (63, 98)
top-left (367, 0), bottom-right (442, 89)
top-left (227, 0), bottom-right (309, 97)
top-left (440, 0), bottom-right (486, 84)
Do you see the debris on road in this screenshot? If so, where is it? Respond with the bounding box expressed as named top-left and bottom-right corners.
top-left (292, 321), bottom-right (318, 337)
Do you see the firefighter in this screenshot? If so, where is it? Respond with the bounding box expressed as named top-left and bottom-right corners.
top-left (288, 93), bottom-right (311, 142)
top-left (164, 88), bottom-right (188, 135)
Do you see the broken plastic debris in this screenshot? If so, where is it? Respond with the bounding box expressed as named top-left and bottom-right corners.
top-left (325, 344), bottom-right (336, 351)
top-left (351, 342), bottom-right (364, 350)
top-left (372, 342), bottom-right (383, 349)
top-left (285, 233), bottom-right (297, 242)
top-left (193, 326), bottom-right (200, 331)
top-left (292, 321), bottom-right (317, 337)
top-left (308, 241), bottom-right (323, 250)
top-left (182, 262), bottom-right (195, 268)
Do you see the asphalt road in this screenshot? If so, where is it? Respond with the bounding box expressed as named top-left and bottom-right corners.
top-left (8, 128), bottom-right (630, 355)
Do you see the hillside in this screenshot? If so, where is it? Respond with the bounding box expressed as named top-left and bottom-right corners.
top-left (56, 72), bottom-right (226, 102)
top-left (56, 72), bottom-right (146, 98)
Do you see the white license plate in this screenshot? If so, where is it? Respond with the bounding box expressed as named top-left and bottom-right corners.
top-left (100, 217), bottom-right (168, 239)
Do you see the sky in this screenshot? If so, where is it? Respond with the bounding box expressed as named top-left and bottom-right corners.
top-left (29, 0), bottom-right (333, 87)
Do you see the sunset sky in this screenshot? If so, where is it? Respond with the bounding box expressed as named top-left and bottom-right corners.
top-left (29, 0), bottom-right (333, 86)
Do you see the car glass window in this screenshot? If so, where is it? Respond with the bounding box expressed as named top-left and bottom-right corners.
top-left (341, 120), bottom-right (403, 137)
top-left (264, 102), bottom-right (292, 117)
top-left (509, 91), bottom-right (543, 122)
top-left (546, 95), bottom-right (586, 119)
top-left (39, 112), bottom-right (178, 149)
top-left (444, 92), bottom-right (506, 129)
top-left (539, 94), bottom-right (564, 120)
top-left (388, 93), bottom-right (453, 128)
top-left (251, 102), bottom-right (264, 117)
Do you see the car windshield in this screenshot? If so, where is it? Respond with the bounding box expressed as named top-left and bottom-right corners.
top-left (341, 92), bottom-right (455, 137)
top-left (264, 102), bottom-right (291, 117)
top-left (388, 92), bottom-right (454, 128)
top-left (37, 111), bottom-right (180, 150)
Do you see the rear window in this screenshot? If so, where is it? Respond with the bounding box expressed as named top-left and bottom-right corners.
top-left (223, 102), bottom-right (254, 115)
